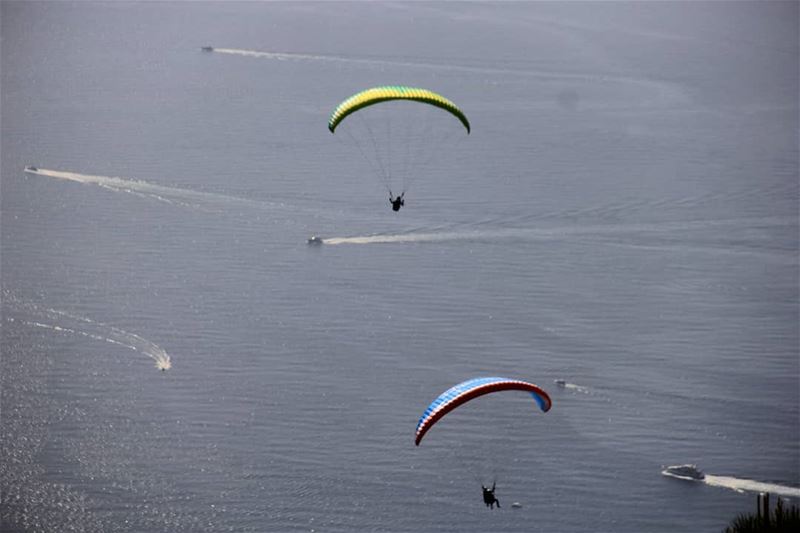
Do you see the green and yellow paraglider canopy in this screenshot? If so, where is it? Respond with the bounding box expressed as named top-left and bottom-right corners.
top-left (328, 86), bottom-right (470, 134)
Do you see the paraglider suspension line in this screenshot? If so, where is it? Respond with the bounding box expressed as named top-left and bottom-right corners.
top-left (341, 123), bottom-right (391, 195)
top-left (358, 112), bottom-right (391, 191)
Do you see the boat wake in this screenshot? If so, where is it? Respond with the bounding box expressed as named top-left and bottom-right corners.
top-left (22, 167), bottom-right (280, 212)
top-left (207, 47), bottom-right (687, 106)
top-left (320, 216), bottom-right (795, 258)
top-left (322, 230), bottom-right (508, 245)
top-left (4, 297), bottom-right (171, 371)
top-left (321, 226), bottom-right (608, 245)
top-left (210, 46), bottom-right (554, 76)
top-left (703, 475), bottom-right (800, 499)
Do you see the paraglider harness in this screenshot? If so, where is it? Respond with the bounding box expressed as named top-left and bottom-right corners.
top-left (389, 192), bottom-right (405, 212)
top-left (482, 482), bottom-right (500, 509)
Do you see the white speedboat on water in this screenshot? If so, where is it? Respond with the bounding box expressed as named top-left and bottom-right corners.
top-left (662, 464), bottom-right (705, 481)
top-left (307, 236), bottom-right (324, 245)
top-left (24, 166), bottom-right (38, 172)
top-left (201, 46), bottom-right (214, 52)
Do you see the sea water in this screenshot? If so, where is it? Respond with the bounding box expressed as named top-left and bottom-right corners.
top-left (2, 2), bottom-right (797, 532)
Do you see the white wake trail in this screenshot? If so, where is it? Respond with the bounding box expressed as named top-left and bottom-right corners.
top-left (321, 216), bottom-right (796, 256)
top-left (5, 298), bottom-right (171, 371)
top-left (322, 230), bottom-right (509, 245)
top-left (23, 167), bottom-right (279, 212)
top-left (703, 475), bottom-right (800, 499)
top-left (209, 47), bottom-right (688, 105)
top-left (212, 47), bottom-right (672, 85)
top-left (211, 47), bottom-right (504, 75)
top-left (321, 226), bottom-right (604, 245)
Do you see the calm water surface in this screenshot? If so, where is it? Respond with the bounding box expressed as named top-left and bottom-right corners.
top-left (2, 2), bottom-right (798, 532)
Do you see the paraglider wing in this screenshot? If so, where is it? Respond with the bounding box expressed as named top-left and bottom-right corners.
top-left (415, 377), bottom-right (551, 446)
top-left (328, 86), bottom-right (470, 134)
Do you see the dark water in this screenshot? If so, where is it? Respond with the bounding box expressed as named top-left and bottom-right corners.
top-left (1, 2), bottom-right (798, 532)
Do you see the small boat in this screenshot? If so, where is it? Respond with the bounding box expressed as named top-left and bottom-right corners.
top-left (24, 166), bottom-right (38, 172)
top-left (201, 46), bottom-right (214, 52)
top-left (307, 236), bottom-right (324, 245)
top-left (662, 464), bottom-right (705, 481)
top-left (554, 379), bottom-right (567, 387)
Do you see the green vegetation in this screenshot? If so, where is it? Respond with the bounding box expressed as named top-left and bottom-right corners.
top-left (724, 495), bottom-right (800, 533)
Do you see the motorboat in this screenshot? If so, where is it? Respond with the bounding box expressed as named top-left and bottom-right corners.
top-left (24, 166), bottom-right (38, 172)
top-left (662, 464), bottom-right (705, 481)
top-left (201, 46), bottom-right (214, 52)
top-left (554, 379), bottom-right (567, 387)
top-left (307, 236), bottom-right (324, 245)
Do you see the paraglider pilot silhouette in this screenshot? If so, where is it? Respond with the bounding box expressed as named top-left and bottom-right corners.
top-left (482, 482), bottom-right (500, 509)
top-left (389, 191), bottom-right (405, 211)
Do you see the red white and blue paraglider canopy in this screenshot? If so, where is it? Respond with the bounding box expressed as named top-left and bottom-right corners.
top-left (415, 377), bottom-right (551, 446)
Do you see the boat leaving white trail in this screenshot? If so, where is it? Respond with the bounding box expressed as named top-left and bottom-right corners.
top-left (5, 297), bottom-right (171, 371)
top-left (662, 464), bottom-right (800, 498)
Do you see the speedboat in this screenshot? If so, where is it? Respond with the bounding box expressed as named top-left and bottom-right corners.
top-left (307, 236), bottom-right (324, 245)
top-left (554, 379), bottom-right (567, 387)
top-left (24, 166), bottom-right (38, 172)
top-left (201, 46), bottom-right (214, 52)
top-left (662, 464), bottom-right (705, 481)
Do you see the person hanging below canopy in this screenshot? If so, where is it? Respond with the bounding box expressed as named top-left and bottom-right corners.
top-left (327, 86), bottom-right (470, 211)
top-left (482, 482), bottom-right (501, 509)
top-left (413, 377), bottom-right (553, 509)
top-left (389, 191), bottom-right (405, 212)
